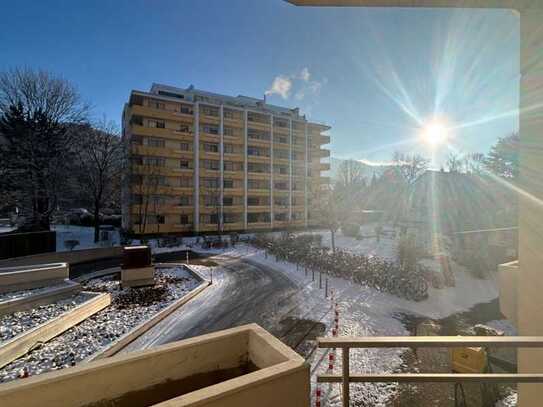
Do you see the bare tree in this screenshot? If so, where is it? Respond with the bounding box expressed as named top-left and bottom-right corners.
top-left (463, 152), bottom-right (485, 175)
top-left (204, 177), bottom-right (223, 237)
top-left (132, 161), bottom-right (162, 236)
top-left (310, 181), bottom-right (349, 253)
top-left (74, 119), bottom-right (124, 242)
top-left (0, 68), bottom-right (89, 231)
top-left (446, 153), bottom-right (463, 173)
top-left (392, 152), bottom-right (429, 186)
top-left (336, 159), bottom-right (366, 189)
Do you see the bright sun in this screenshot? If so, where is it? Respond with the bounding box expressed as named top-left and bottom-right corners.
top-left (421, 121), bottom-right (448, 147)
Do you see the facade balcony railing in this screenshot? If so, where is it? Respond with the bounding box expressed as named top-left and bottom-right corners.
top-left (317, 336), bottom-right (543, 407)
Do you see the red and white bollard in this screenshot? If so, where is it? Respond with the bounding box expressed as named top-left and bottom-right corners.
top-left (315, 385), bottom-right (322, 407)
top-left (328, 351), bottom-right (335, 371)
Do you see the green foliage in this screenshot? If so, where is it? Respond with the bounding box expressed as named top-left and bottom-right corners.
top-left (484, 133), bottom-right (519, 179)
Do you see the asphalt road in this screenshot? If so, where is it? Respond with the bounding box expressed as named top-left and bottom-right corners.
top-left (121, 253), bottom-right (328, 356)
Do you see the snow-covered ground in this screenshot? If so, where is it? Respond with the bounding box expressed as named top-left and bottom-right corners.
top-left (0, 266), bottom-right (199, 383)
top-left (298, 225), bottom-right (399, 260)
top-left (186, 232), bottom-right (504, 406)
top-left (52, 224), bottom-right (120, 252)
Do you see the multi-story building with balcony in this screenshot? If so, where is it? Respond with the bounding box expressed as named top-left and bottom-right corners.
top-left (122, 83), bottom-right (331, 235)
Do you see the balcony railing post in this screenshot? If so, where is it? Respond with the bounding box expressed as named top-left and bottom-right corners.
top-left (343, 347), bottom-right (350, 407)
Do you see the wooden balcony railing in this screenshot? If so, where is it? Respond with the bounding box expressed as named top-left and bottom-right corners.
top-left (317, 336), bottom-right (543, 407)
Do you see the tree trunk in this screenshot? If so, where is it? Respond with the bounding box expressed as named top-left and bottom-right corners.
top-left (93, 201), bottom-right (101, 243)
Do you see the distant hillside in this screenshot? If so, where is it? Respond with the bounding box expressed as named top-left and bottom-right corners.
top-left (329, 157), bottom-right (392, 182)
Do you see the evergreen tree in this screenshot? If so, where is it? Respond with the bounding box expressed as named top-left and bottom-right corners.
top-left (484, 133), bottom-right (519, 179)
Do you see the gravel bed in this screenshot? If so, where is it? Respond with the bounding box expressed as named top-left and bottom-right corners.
top-left (0, 282), bottom-right (69, 303)
top-left (0, 293), bottom-right (91, 344)
top-left (0, 266), bottom-right (199, 383)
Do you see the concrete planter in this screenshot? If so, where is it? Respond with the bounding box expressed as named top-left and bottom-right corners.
top-left (0, 280), bottom-right (81, 316)
top-left (91, 264), bottom-right (210, 360)
top-left (0, 292), bottom-right (111, 369)
top-left (0, 324), bottom-right (310, 407)
top-left (0, 263), bottom-right (69, 293)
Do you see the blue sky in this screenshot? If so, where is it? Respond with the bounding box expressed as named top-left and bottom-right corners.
top-left (0, 0), bottom-right (520, 165)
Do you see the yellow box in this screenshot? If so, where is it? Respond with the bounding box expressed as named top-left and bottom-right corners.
top-left (451, 347), bottom-right (487, 373)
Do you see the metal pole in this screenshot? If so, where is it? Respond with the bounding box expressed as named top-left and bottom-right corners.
top-left (325, 277), bottom-right (328, 298)
top-left (210, 267), bottom-right (213, 284)
top-left (312, 269), bottom-right (315, 281)
top-left (343, 347), bottom-right (350, 407)
top-left (319, 271), bottom-right (322, 289)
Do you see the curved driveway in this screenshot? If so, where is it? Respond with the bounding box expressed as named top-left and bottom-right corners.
top-left (122, 253), bottom-right (328, 355)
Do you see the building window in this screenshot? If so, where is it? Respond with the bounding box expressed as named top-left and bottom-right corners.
top-left (180, 160), bottom-right (191, 169)
top-left (223, 197), bottom-right (234, 206)
top-left (274, 135), bottom-right (288, 144)
top-left (145, 157), bottom-right (165, 167)
top-left (203, 160), bottom-right (220, 171)
top-left (147, 138), bottom-right (165, 148)
top-left (223, 179), bottom-right (234, 189)
top-left (204, 195), bottom-right (220, 207)
top-left (133, 194), bottom-right (143, 204)
top-left (149, 120), bottom-right (165, 129)
top-left (150, 100), bottom-right (165, 110)
top-left (179, 105), bottom-right (192, 114)
top-left (179, 196), bottom-right (191, 206)
top-left (224, 213), bottom-right (241, 224)
top-left (201, 124), bottom-right (219, 135)
top-left (179, 177), bottom-right (192, 187)
top-left (224, 144), bottom-right (235, 154)
top-left (178, 123), bottom-right (191, 133)
top-left (203, 143), bottom-right (219, 153)
top-left (131, 135), bottom-right (143, 145)
top-left (179, 142), bottom-right (190, 151)
top-left (223, 161), bottom-right (243, 172)
top-left (202, 106), bottom-right (219, 117)
top-left (204, 178), bottom-right (220, 188)
top-left (247, 197), bottom-right (260, 206)
top-left (274, 213), bottom-right (288, 221)
top-left (156, 214), bottom-right (165, 224)
top-left (179, 214), bottom-right (190, 225)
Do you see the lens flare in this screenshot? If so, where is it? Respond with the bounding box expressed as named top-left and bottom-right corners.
top-left (421, 121), bottom-right (448, 147)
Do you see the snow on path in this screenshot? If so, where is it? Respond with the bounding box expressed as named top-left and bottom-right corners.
top-left (190, 242), bottom-right (502, 405)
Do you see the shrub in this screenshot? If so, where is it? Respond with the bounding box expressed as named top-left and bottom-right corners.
top-left (250, 234), bottom-right (428, 301)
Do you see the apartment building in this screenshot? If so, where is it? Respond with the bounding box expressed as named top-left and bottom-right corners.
top-left (122, 83), bottom-right (331, 235)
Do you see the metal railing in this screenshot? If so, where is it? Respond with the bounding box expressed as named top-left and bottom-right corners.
top-left (316, 336), bottom-right (543, 407)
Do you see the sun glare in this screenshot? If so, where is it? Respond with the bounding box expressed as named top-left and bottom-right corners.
top-left (421, 121), bottom-right (448, 147)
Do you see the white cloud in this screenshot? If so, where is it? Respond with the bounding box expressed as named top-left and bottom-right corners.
top-left (265, 68), bottom-right (326, 102)
top-left (299, 67), bottom-right (311, 82)
top-left (265, 75), bottom-right (292, 99)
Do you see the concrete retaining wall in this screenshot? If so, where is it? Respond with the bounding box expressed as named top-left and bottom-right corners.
top-left (0, 292), bottom-right (111, 369)
top-left (0, 324), bottom-right (310, 407)
top-left (0, 263), bottom-right (69, 293)
top-left (0, 280), bottom-right (81, 316)
top-left (91, 263), bottom-right (210, 359)
top-left (0, 247), bottom-right (122, 268)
